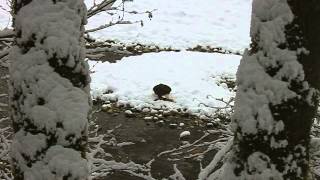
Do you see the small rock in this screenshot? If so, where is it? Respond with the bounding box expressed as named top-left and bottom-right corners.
top-left (200, 115), bottom-right (209, 120)
top-left (163, 110), bottom-right (170, 114)
top-left (101, 104), bottom-right (111, 111)
top-left (150, 109), bottom-right (158, 114)
top-left (220, 83), bottom-right (228, 89)
top-left (107, 109), bottom-right (114, 113)
top-left (125, 109), bottom-right (133, 114)
top-left (181, 141), bottom-right (190, 145)
top-left (156, 120), bottom-right (165, 127)
top-left (112, 113), bottom-right (119, 116)
top-left (179, 131), bottom-right (191, 139)
top-left (182, 113), bottom-right (189, 117)
top-left (163, 111), bottom-right (171, 117)
top-left (142, 108), bottom-right (150, 113)
top-left (206, 123), bottom-right (214, 128)
top-left (179, 123), bottom-right (185, 127)
top-left (125, 110), bottom-right (135, 118)
top-left (144, 116), bottom-right (153, 120)
top-left (169, 123), bottom-right (178, 129)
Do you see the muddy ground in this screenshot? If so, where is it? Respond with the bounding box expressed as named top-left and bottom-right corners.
top-left (91, 103), bottom-right (224, 180)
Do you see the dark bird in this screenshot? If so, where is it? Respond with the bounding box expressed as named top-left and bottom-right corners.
top-left (153, 84), bottom-right (171, 100)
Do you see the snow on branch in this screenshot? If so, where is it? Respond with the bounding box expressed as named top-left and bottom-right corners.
top-left (87, 0), bottom-right (116, 19)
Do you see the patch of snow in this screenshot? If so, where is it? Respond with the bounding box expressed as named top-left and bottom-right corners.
top-left (0, 1), bottom-right (11, 29)
top-left (89, 51), bottom-right (240, 118)
top-left (0, 0), bottom-right (252, 51)
top-left (86, 0), bottom-right (252, 51)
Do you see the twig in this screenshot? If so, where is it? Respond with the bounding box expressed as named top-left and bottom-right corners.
top-left (0, 48), bottom-right (10, 60)
top-left (157, 132), bottom-right (214, 157)
top-left (85, 20), bottom-right (138, 33)
top-left (87, 46), bottom-right (132, 55)
top-left (0, 29), bottom-right (14, 39)
top-left (197, 96), bottom-right (234, 110)
top-left (87, 0), bottom-right (117, 19)
top-left (198, 138), bottom-right (233, 180)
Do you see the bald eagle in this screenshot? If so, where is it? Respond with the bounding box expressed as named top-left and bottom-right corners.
top-left (153, 84), bottom-right (172, 101)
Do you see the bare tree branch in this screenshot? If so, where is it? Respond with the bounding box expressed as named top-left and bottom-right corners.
top-left (0, 48), bottom-right (9, 60)
top-left (0, 29), bottom-right (14, 39)
top-left (87, 0), bottom-right (116, 19)
top-left (85, 20), bottom-right (139, 33)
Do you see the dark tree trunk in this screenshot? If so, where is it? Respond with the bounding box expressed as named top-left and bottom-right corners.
top-left (10, 0), bottom-right (90, 179)
top-left (221, 0), bottom-right (320, 179)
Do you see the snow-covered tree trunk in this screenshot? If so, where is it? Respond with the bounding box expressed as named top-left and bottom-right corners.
top-left (10, 0), bottom-right (91, 179)
top-left (220, 0), bottom-right (320, 179)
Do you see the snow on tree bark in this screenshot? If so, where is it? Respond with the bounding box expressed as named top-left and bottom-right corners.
top-left (219, 0), bottom-right (320, 179)
top-left (9, 0), bottom-right (90, 179)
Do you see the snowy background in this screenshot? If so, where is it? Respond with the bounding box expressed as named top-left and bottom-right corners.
top-left (90, 52), bottom-right (240, 117)
top-left (0, 0), bottom-right (253, 117)
top-left (0, 0), bottom-right (252, 50)
top-left (86, 0), bottom-right (252, 51)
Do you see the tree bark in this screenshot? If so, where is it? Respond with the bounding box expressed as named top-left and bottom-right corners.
top-left (222, 0), bottom-right (320, 179)
top-left (10, 0), bottom-right (90, 179)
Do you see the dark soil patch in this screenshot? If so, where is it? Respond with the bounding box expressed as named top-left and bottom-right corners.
top-left (91, 105), bottom-right (222, 180)
top-left (187, 45), bottom-right (241, 55)
top-left (86, 39), bottom-right (242, 63)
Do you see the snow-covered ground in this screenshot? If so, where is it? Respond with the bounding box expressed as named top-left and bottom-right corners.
top-left (0, 1), bottom-right (11, 29)
top-left (87, 0), bottom-right (252, 51)
top-left (1, 0), bottom-right (252, 51)
top-left (0, 0), bottom-right (247, 117)
top-left (90, 51), bottom-right (241, 117)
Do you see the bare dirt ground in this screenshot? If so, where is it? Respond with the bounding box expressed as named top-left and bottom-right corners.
top-left (91, 103), bottom-right (223, 179)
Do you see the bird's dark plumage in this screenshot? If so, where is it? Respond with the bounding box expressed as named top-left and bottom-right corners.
top-left (153, 84), bottom-right (171, 98)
